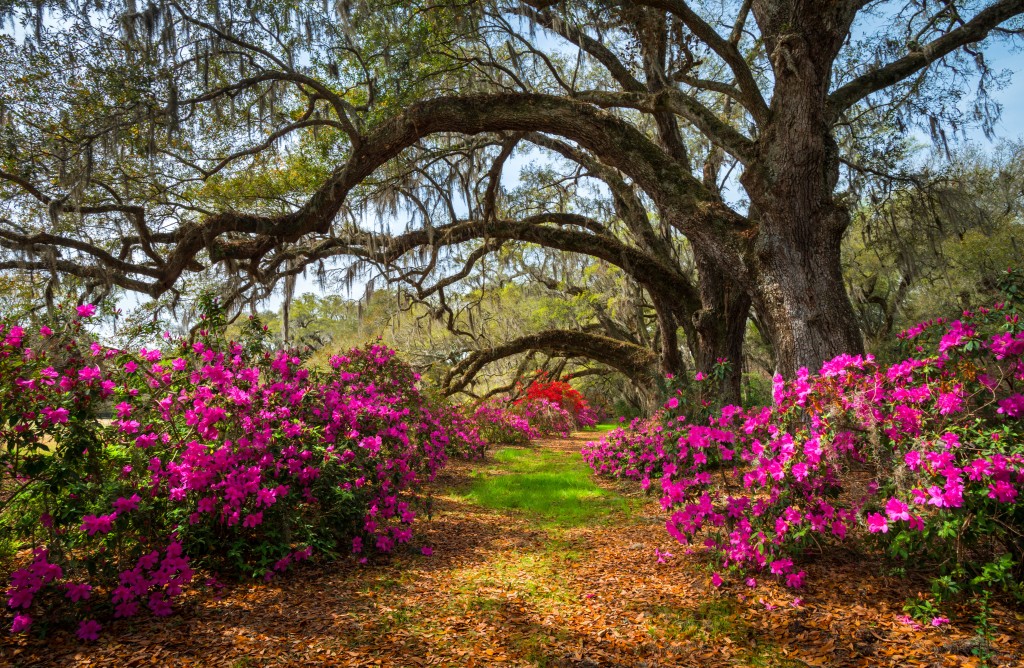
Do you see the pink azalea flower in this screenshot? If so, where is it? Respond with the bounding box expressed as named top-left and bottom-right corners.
top-left (77, 619), bottom-right (102, 641)
top-left (148, 594), bottom-right (173, 617)
top-left (885, 498), bottom-right (910, 522)
top-left (421, 546), bottom-right (433, 556)
top-left (866, 512), bottom-right (888, 533)
top-left (7, 586), bottom-right (34, 610)
top-left (80, 513), bottom-right (116, 535)
top-left (997, 394), bottom-right (1024, 418)
top-left (113, 494), bottom-right (141, 514)
top-left (76, 304), bottom-right (97, 318)
top-left (935, 389), bottom-right (963, 415)
top-left (114, 601), bottom-right (139, 618)
top-left (11, 614), bottom-right (32, 633)
top-left (988, 480), bottom-right (1018, 503)
top-left (64, 582), bottom-right (93, 602)
top-left (711, 572), bottom-right (723, 587)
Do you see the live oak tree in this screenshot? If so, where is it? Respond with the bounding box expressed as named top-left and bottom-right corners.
top-left (1, 0), bottom-right (1021, 386)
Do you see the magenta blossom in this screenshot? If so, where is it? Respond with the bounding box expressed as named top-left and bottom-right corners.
top-left (64, 582), bottom-right (93, 602)
top-left (76, 619), bottom-right (101, 641)
top-left (112, 494), bottom-right (141, 514)
top-left (80, 513), bottom-right (116, 536)
top-left (885, 498), bottom-right (910, 522)
top-left (10, 614), bottom-right (31, 633)
top-left (866, 513), bottom-right (888, 533)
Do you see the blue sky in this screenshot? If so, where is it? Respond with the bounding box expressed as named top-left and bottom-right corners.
top-left (980, 42), bottom-right (1024, 139)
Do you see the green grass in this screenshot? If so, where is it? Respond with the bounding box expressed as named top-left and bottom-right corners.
top-left (585, 423), bottom-right (620, 433)
top-left (459, 447), bottom-right (634, 527)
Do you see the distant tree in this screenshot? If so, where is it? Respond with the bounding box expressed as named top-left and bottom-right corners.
top-left (844, 142), bottom-right (1024, 354)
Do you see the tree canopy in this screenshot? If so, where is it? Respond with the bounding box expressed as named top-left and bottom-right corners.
top-left (1, 0), bottom-right (1023, 397)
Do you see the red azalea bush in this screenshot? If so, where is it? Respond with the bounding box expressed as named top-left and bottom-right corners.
top-left (524, 378), bottom-right (584, 412)
top-left (0, 306), bottom-right (476, 638)
top-left (521, 377), bottom-right (599, 429)
top-left (524, 374), bottom-right (598, 428)
top-left (584, 271), bottom-right (1024, 605)
top-left (469, 376), bottom-right (598, 446)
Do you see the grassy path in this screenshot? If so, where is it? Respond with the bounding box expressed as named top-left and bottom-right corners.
top-left (2, 435), bottom-right (1020, 667)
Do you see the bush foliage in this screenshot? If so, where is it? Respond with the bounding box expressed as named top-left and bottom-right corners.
top-left (0, 306), bottom-right (484, 637)
top-left (584, 270), bottom-right (1024, 606)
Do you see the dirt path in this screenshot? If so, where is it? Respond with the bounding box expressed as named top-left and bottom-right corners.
top-left (2, 434), bottom-right (1021, 667)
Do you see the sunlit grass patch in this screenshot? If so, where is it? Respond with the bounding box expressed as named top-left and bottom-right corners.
top-left (459, 447), bottom-right (633, 527)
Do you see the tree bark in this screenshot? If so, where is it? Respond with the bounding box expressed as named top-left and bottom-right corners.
top-left (691, 257), bottom-right (750, 406)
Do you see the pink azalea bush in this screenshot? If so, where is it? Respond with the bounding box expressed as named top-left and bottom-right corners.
top-left (0, 307), bottom-right (480, 637)
top-left (424, 404), bottom-right (489, 460)
top-left (472, 396), bottom-right (579, 445)
top-left (584, 271), bottom-right (1024, 601)
top-left (472, 401), bottom-right (535, 445)
top-left (515, 397), bottom-right (578, 438)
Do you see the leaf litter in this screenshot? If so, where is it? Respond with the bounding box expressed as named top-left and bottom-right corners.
top-left (2, 434), bottom-right (1021, 667)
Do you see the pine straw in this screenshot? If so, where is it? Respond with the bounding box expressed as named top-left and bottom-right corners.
top-left (2, 433), bottom-right (1022, 667)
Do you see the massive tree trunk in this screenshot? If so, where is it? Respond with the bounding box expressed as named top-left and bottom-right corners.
top-left (746, 196), bottom-right (863, 377)
top-left (743, 1), bottom-right (865, 377)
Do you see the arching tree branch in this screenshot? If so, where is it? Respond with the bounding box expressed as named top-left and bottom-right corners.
top-left (829, 0), bottom-right (1024, 115)
top-left (442, 329), bottom-right (659, 396)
